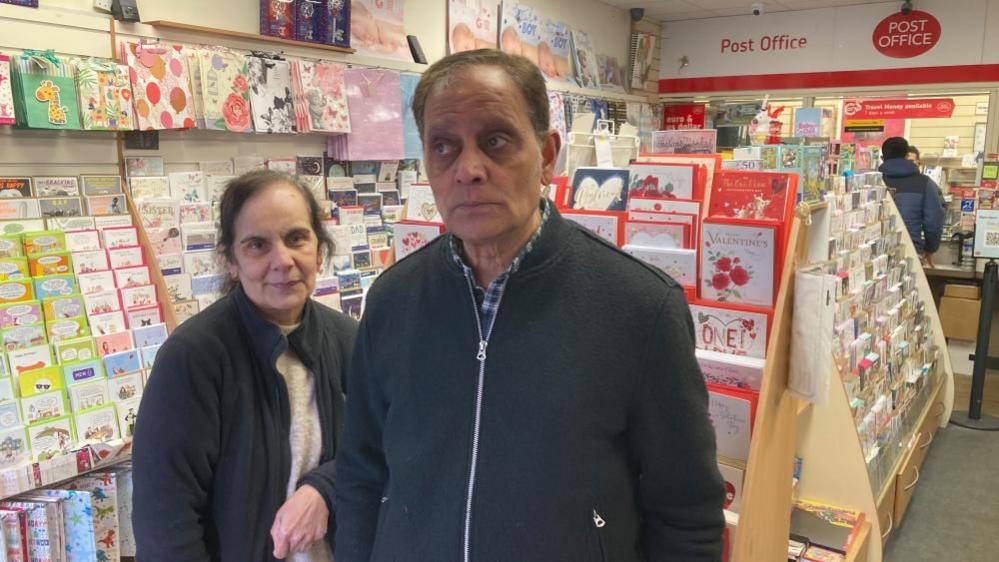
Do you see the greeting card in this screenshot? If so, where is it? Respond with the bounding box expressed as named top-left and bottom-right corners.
top-left (122, 42), bottom-right (196, 130)
top-left (707, 383), bottom-right (758, 464)
top-left (707, 170), bottom-right (798, 224)
top-left (102, 226), bottom-right (139, 249)
top-left (62, 359), bottom-right (104, 386)
top-left (157, 253), bottom-right (183, 276)
top-left (72, 250), bottom-right (110, 275)
top-left (77, 270), bottom-right (116, 295)
top-left (0, 257), bottom-right (28, 280)
top-left (718, 462), bottom-right (745, 513)
top-left (104, 349), bottom-right (140, 376)
top-left (32, 176), bottom-right (80, 197)
top-left (0, 427), bottom-right (28, 469)
top-left (9, 344), bottom-right (52, 375)
top-left (75, 404), bottom-right (119, 443)
top-left (33, 273), bottom-right (78, 298)
top-left (29, 253), bottom-right (72, 277)
top-left (0, 235), bottom-right (22, 258)
top-left (53, 336), bottom-right (97, 363)
top-left (46, 316), bottom-right (89, 342)
top-left (449, 0), bottom-right (497, 53)
top-left (132, 323), bottom-right (168, 348)
top-left (0, 279), bottom-right (34, 305)
top-left (85, 194), bottom-right (127, 216)
top-left (399, 72), bottom-right (423, 160)
top-left (114, 265), bottom-right (151, 288)
top-left (636, 153), bottom-right (721, 197)
top-left (539, 19), bottom-right (573, 84)
top-left (80, 175), bottom-right (123, 197)
top-left (0, 177), bottom-right (32, 198)
top-left (89, 310), bottom-right (127, 336)
top-left (0, 199), bottom-right (41, 220)
top-left (168, 172), bottom-right (207, 203)
top-left (108, 246), bottom-right (145, 269)
top-left (561, 210), bottom-right (624, 246)
top-left (47, 215), bottom-right (94, 231)
top-left (126, 305), bottom-right (163, 328)
top-left (137, 199), bottom-right (181, 231)
top-left (0, 300), bottom-right (41, 328)
top-left (627, 162), bottom-right (703, 201)
top-left (109, 372), bottom-right (143, 402)
top-left (38, 196), bottom-right (84, 218)
top-left (93, 214), bottom-right (133, 230)
top-left (570, 167), bottom-right (629, 211)
top-left (125, 156), bottom-right (164, 178)
top-left (403, 184), bottom-right (442, 223)
top-left (569, 28), bottom-right (599, 88)
top-left (43, 294), bottom-right (84, 321)
top-left (696, 349), bottom-right (766, 391)
top-left (121, 284), bottom-right (157, 309)
top-left (84, 290), bottom-right (123, 317)
top-left (349, 0), bottom-right (410, 60)
top-left (700, 220), bottom-right (777, 307)
top-left (95, 331), bottom-right (133, 357)
top-left (622, 246), bottom-right (697, 286)
top-left (651, 130), bottom-right (718, 154)
top-left (689, 300), bottom-right (771, 359)
top-left (65, 230), bottom-right (102, 252)
top-left (128, 176), bottom-right (170, 200)
top-left (623, 220), bottom-right (690, 249)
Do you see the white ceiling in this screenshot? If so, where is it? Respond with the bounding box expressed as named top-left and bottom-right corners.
top-left (599, 0), bottom-right (898, 22)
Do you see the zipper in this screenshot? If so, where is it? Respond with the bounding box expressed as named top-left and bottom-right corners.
top-left (462, 273), bottom-right (503, 562)
top-left (592, 509), bottom-right (608, 562)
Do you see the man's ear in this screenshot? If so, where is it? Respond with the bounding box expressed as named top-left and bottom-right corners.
top-left (540, 129), bottom-right (562, 186)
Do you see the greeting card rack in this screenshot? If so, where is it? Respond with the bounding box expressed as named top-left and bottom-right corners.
top-left (789, 195), bottom-right (954, 562)
top-left (0, 438), bottom-right (132, 501)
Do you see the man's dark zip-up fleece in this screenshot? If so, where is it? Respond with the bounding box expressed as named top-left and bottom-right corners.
top-left (132, 285), bottom-right (357, 561)
top-left (335, 204), bottom-right (726, 562)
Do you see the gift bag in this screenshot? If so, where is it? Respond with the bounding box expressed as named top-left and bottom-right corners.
top-left (0, 55), bottom-right (14, 125)
top-left (10, 50), bottom-right (82, 130)
top-left (122, 42), bottom-right (196, 130)
top-left (327, 0), bottom-right (351, 47)
top-left (338, 68), bottom-right (403, 160)
top-left (72, 57), bottom-right (135, 131)
top-left (247, 55), bottom-right (296, 134)
top-left (290, 59), bottom-right (350, 134)
top-left (399, 72), bottom-right (423, 160)
top-left (261, 0), bottom-right (297, 39)
top-left (193, 49), bottom-right (253, 132)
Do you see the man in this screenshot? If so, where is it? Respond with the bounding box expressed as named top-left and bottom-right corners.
top-left (879, 137), bottom-right (944, 266)
top-left (335, 50), bottom-right (725, 562)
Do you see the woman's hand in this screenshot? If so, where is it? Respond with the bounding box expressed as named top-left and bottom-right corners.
top-left (271, 484), bottom-right (329, 558)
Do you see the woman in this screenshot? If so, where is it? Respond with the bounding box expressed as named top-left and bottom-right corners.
top-left (133, 170), bottom-right (358, 561)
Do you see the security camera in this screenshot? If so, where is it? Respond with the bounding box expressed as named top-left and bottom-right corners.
top-left (751, 2), bottom-right (764, 16)
top-left (630, 8), bottom-right (645, 22)
top-left (901, 0), bottom-right (913, 15)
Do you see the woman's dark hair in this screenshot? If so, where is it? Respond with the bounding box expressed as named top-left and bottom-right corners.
top-left (217, 170), bottom-right (333, 293)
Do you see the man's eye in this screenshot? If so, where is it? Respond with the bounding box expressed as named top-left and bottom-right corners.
top-left (485, 135), bottom-right (509, 149)
top-left (432, 141), bottom-right (454, 156)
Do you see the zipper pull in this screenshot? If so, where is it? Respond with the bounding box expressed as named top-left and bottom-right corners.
top-left (592, 509), bottom-right (606, 528)
top-left (477, 340), bottom-right (487, 361)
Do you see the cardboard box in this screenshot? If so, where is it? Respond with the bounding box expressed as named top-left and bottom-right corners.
top-left (939, 295), bottom-right (982, 341)
top-left (947, 339), bottom-right (975, 376)
top-left (944, 284), bottom-right (981, 300)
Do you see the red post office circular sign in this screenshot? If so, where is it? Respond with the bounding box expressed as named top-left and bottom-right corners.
top-left (872, 10), bottom-right (941, 58)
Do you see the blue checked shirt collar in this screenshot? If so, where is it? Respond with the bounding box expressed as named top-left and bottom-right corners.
top-left (449, 199), bottom-right (551, 334)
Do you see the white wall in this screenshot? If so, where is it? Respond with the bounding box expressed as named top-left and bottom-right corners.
top-left (1, 0), bottom-right (638, 177)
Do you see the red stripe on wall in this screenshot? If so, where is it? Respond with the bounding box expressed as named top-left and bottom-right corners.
top-left (658, 64), bottom-right (999, 93)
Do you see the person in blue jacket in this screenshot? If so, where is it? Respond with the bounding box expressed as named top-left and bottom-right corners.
top-left (879, 137), bottom-right (944, 264)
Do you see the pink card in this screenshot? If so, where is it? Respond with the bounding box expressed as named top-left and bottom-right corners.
top-left (623, 220), bottom-right (690, 249)
top-left (95, 330), bottom-right (134, 356)
top-left (108, 246), bottom-right (146, 269)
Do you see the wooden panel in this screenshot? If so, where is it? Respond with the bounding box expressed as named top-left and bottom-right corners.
top-left (876, 478), bottom-right (896, 547)
top-left (145, 21), bottom-right (355, 54)
top-left (846, 521), bottom-right (872, 562)
top-left (893, 444), bottom-right (922, 527)
top-left (731, 218), bottom-right (803, 562)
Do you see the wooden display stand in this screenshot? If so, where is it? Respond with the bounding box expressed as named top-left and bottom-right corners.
top-left (732, 197), bottom-right (953, 562)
